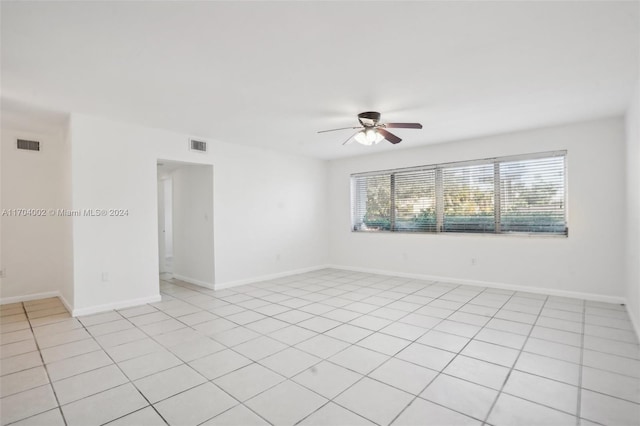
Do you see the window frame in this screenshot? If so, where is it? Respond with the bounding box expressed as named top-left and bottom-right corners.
top-left (350, 150), bottom-right (568, 237)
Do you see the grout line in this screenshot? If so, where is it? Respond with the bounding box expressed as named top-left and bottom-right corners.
top-left (481, 293), bottom-right (552, 425)
top-left (110, 295), bottom-right (278, 426)
top-left (283, 280), bottom-right (463, 425)
top-left (196, 275), bottom-right (466, 425)
top-left (5, 270), bottom-right (640, 426)
top-left (576, 299), bottom-right (586, 425)
top-left (21, 301), bottom-right (70, 426)
top-left (153, 276), bottom-right (640, 390)
top-left (68, 311), bottom-right (172, 426)
top-left (388, 284), bottom-right (520, 426)
top-left (170, 273), bottom-right (640, 393)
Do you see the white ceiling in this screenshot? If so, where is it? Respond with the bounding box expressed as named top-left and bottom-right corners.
top-left (1, 1), bottom-right (638, 159)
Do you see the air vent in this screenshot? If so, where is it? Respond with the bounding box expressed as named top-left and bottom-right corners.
top-left (17, 139), bottom-right (40, 151)
top-left (189, 139), bottom-right (207, 153)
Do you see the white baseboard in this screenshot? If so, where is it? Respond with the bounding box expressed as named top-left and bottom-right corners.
top-left (0, 291), bottom-right (63, 305)
top-left (172, 274), bottom-right (214, 289)
top-left (4, 265), bottom-right (632, 325)
top-left (327, 264), bottom-right (627, 305)
top-left (71, 295), bottom-right (162, 317)
top-left (215, 265), bottom-right (330, 290)
top-left (1, 290), bottom-right (74, 315)
top-left (58, 293), bottom-right (74, 314)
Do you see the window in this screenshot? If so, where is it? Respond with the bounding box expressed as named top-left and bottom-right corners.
top-left (499, 156), bottom-right (566, 233)
top-left (351, 151), bottom-right (567, 235)
top-left (395, 170), bottom-right (437, 232)
top-left (442, 163), bottom-right (495, 233)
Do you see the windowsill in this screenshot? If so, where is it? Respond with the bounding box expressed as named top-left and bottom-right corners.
top-left (350, 230), bottom-right (568, 238)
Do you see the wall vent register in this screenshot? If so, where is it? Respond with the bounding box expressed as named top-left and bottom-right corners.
top-left (190, 139), bottom-right (208, 153)
top-left (17, 139), bottom-right (40, 151)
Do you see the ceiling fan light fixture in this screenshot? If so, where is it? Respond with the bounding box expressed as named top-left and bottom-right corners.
top-left (354, 128), bottom-right (383, 145)
top-left (318, 111), bottom-right (422, 146)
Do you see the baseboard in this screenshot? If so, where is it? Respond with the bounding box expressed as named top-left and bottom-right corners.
top-left (172, 274), bottom-right (214, 289)
top-left (1, 290), bottom-right (75, 315)
top-left (58, 293), bottom-right (74, 314)
top-left (215, 264), bottom-right (330, 290)
top-left (71, 295), bottom-right (162, 317)
top-left (0, 291), bottom-right (62, 305)
top-left (4, 266), bottom-right (630, 322)
top-left (327, 264), bottom-right (627, 305)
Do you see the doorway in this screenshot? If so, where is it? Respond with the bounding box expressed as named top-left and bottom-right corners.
top-left (157, 175), bottom-right (173, 277)
top-left (157, 160), bottom-right (214, 287)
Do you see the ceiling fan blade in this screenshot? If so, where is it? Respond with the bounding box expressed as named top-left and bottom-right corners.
top-left (378, 128), bottom-right (402, 144)
top-left (317, 126), bottom-right (361, 134)
top-left (342, 131), bottom-right (360, 145)
top-left (384, 123), bottom-right (423, 129)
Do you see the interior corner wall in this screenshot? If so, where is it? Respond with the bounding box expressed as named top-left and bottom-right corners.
top-left (625, 80), bottom-right (640, 334)
top-left (58, 119), bottom-right (74, 308)
top-left (0, 123), bottom-right (74, 305)
top-left (171, 165), bottom-right (214, 287)
top-left (327, 117), bottom-right (627, 301)
top-left (69, 113), bottom-right (329, 314)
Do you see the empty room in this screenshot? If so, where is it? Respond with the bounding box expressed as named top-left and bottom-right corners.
top-left (1, 1), bottom-right (639, 425)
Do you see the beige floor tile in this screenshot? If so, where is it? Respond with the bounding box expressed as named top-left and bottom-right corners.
top-left (154, 382), bottom-right (237, 426)
top-left (0, 384), bottom-right (58, 425)
top-left (61, 383), bottom-right (148, 426)
top-left (0, 366), bottom-right (49, 397)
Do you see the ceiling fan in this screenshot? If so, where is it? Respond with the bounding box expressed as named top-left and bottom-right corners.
top-left (318, 111), bottom-right (423, 146)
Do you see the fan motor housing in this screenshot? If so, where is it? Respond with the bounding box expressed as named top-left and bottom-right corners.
top-left (358, 111), bottom-right (381, 127)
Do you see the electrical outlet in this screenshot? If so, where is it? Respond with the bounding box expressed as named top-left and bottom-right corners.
top-left (471, 258), bottom-right (477, 266)
top-left (101, 272), bottom-right (109, 282)
top-left (0, 269), bottom-right (4, 278)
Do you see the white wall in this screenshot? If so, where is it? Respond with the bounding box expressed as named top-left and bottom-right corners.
top-left (4, 109), bottom-right (629, 314)
top-left (211, 142), bottom-right (329, 287)
top-left (625, 81), bottom-right (640, 333)
top-left (171, 165), bottom-right (214, 287)
top-left (328, 118), bottom-right (626, 300)
top-left (0, 119), bottom-right (74, 306)
top-left (70, 113), bottom-right (329, 314)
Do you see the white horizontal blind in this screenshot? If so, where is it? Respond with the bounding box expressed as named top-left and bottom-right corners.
top-left (395, 170), bottom-right (437, 232)
top-left (352, 174), bottom-right (391, 231)
top-left (351, 151), bottom-right (567, 236)
top-left (500, 156), bottom-right (566, 233)
top-left (442, 163), bottom-right (495, 233)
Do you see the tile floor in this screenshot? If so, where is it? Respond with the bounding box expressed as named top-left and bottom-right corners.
top-left (1, 269), bottom-right (639, 426)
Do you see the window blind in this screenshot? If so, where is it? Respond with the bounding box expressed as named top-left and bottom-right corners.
top-left (352, 173), bottom-right (391, 231)
top-left (395, 170), bottom-right (437, 232)
top-left (442, 163), bottom-right (495, 233)
top-left (351, 151), bottom-right (567, 236)
top-left (499, 156), bottom-right (566, 233)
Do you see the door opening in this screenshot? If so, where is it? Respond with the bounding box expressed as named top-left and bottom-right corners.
top-left (158, 175), bottom-right (173, 277)
top-left (157, 160), bottom-right (214, 288)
